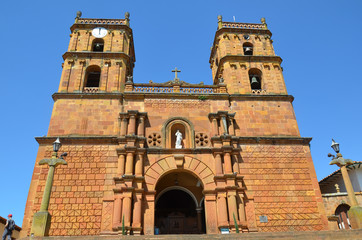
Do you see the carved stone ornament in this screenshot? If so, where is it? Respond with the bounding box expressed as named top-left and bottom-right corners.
top-left (147, 133), bottom-right (161, 147)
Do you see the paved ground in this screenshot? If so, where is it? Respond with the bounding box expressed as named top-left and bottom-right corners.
top-left (20, 229), bottom-right (362, 240)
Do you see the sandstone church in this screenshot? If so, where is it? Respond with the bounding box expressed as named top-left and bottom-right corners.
top-left (21, 12), bottom-right (328, 237)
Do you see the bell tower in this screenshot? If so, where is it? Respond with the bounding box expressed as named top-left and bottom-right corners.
top-left (58, 11), bottom-right (135, 94)
top-left (210, 16), bottom-right (287, 95)
top-left (47, 11), bottom-right (135, 137)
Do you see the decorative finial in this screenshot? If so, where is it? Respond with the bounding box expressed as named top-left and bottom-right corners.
top-left (335, 184), bottom-right (340, 193)
top-left (126, 75), bottom-right (133, 83)
top-left (125, 12), bottom-right (130, 27)
top-left (261, 17), bottom-right (267, 29)
top-left (217, 15), bottom-right (223, 29)
top-left (75, 11), bottom-right (82, 23)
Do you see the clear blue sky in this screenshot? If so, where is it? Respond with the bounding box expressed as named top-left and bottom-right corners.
top-left (1, 0), bottom-right (361, 227)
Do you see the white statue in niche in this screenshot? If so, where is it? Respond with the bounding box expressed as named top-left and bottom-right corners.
top-left (175, 130), bottom-right (183, 149)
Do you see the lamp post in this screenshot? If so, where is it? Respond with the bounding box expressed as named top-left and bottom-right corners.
top-left (31, 138), bottom-right (68, 236)
top-left (328, 139), bottom-right (362, 229)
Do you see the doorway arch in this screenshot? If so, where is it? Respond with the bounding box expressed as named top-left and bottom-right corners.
top-left (154, 171), bottom-right (206, 234)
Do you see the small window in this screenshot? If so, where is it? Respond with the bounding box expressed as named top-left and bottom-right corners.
top-left (249, 68), bottom-right (262, 90)
top-left (243, 42), bottom-right (253, 56)
top-left (92, 39), bottom-right (104, 52)
top-left (85, 66), bottom-right (101, 88)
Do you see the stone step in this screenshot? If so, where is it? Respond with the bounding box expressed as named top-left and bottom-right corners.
top-left (21, 229), bottom-right (362, 240)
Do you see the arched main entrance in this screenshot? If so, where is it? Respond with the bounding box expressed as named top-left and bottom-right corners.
top-left (154, 171), bottom-right (206, 234)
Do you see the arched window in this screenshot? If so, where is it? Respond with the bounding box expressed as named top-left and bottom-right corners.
top-left (92, 39), bottom-right (104, 52)
top-left (248, 68), bottom-right (262, 90)
top-left (85, 65), bottom-right (101, 88)
top-left (243, 42), bottom-right (253, 56)
top-left (335, 204), bottom-right (352, 229)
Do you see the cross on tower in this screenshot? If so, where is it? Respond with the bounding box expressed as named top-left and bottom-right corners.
top-left (172, 67), bottom-right (181, 79)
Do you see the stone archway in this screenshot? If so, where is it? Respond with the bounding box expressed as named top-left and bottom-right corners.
top-left (143, 155), bottom-right (216, 235)
top-left (144, 155), bottom-right (215, 191)
top-left (154, 174), bottom-right (205, 234)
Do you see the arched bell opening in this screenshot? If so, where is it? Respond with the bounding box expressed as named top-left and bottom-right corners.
top-left (243, 42), bottom-right (253, 56)
top-left (84, 65), bottom-right (101, 88)
top-left (248, 68), bottom-right (262, 90)
top-left (92, 38), bottom-right (104, 52)
top-left (335, 204), bottom-right (351, 229)
top-left (154, 171), bottom-right (206, 234)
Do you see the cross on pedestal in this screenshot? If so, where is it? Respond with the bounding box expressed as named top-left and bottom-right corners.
top-left (172, 67), bottom-right (181, 79)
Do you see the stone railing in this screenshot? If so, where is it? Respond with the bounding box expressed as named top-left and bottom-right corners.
top-left (83, 87), bottom-right (99, 93)
top-left (180, 87), bottom-right (215, 94)
top-left (134, 86), bottom-right (174, 93)
top-left (131, 84), bottom-right (221, 94)
top-left (77, 18), bottom-right (126, 25)
top-left (222, 22), bottom-right (266, 30)
top-left (252, 89), bottom-right (267, 95)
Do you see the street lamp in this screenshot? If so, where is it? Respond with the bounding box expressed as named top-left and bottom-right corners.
top-left (53, 137), bottom-right (62, 153)
top-left (31, 137), bottom-right (68, 236)
top-left (327, 139), bottom-right (362, 229)
top-left (331, 139), bottom-right (340, 153)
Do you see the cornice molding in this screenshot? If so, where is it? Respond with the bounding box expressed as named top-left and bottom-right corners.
top-left (35, 136), bottom-right (311, 147)
top-left (35, 136), bottom-right (119, 145)
top-left (52, 92), bottom-right (123, 101)
top-left (70, 23), bottom-right (132, 32)
top-left (62, 51), bottom-right (131, 62)
top-left (229, 94), bottom-right (294, 102)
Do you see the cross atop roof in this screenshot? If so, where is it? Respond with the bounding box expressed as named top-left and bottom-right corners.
top-left (172, 67), bottom-right (181, 80)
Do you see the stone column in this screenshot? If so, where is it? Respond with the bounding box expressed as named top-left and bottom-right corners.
top-left (208, 114), bottom-right (219, 136)
top-left (59, 59), bottom-right (74, 92)
top-left (31, 155), bottom-right (67, 237)
top-left (212, 118), bottom-right (219, 136)
top-left (135, 153), bottom-right (144, 176)
top-left (238, 194), bottom-right (246, 222)
top-left (122, 193), bottom-right (132, 228)
top-left (232, 154), bottom-right (239, 174)
top-left (132, 192), bottom-right (143, 228)
top-left (120, 117), bottom-right (128, 136)
top-left (341, 166), bottom-right (359, 207)
top-left (227, 193), bottom-right (238, 223)
top-left (125, 152), bottom-right (134, 175)
top-left (214, 153), bottom-right (223, 175)
top-left (115, 61), bottom-right (122, 92)
top-left (137, 116), bottom-right (145, 137)
top-left (228, 118), bottom-right (235, 135)
top-left (76, 60), bottom-right (86, 92)
top-left (112, 196), bottom-right (123, 228)
top-left (144, 193), bottom-right (155, 235)
top-left (221, 116), bottom-right (228, 135)
top-left (117, 154), bottom-right (126, 176)
top-left (68, 30), bottom-right (79, 51)
top-left (128, 114), bottom-right (136, 135)
top-left (223, 152), bottom-right (232, 174)
top-left (196, 208), bottom-right (203, 233)
top-left (217, 193), bottom-right (228, 227)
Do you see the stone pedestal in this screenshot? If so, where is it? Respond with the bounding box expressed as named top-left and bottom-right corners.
top-left (348, 206), bottom-right (362, 229)
top-left (31, 211), bottom-right (51, 236)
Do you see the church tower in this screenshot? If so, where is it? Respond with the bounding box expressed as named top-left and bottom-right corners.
top-left (22, 13), bottom-right (328, 238)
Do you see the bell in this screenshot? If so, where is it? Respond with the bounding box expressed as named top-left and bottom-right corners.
top-left (245, 47), bottom-right (252, 52)
top-left (251, 76), bottom-right (259, 85)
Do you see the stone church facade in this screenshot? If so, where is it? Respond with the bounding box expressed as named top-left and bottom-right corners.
top-left (21, 12), bottom-right (328, 237)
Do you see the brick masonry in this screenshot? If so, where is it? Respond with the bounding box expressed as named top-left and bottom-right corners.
top-left (21, 16), bottom-right (329, 238)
